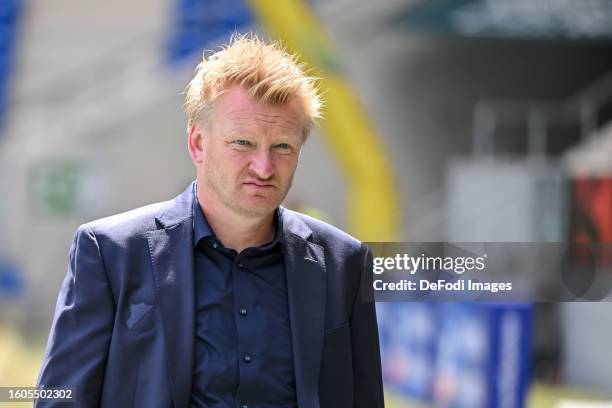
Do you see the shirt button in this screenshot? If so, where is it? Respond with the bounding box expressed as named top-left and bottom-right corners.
top-left (212, 241), bottom-right (218, 249)
top-left (241, 405), bottom-right (248, 408)
top-left (243, 353), bottom-right (252, 363)
top-left (239, 307), bottom-right (247, 316)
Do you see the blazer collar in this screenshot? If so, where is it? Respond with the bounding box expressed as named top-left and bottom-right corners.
top-left (279, 205), bottom-right (313, 242)
top-left (154, 182), bottom-right (195, 229)
top-left (155, 181), bottom-right (312, 242)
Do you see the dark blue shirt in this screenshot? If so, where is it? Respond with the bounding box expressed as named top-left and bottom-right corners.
top-left (189, 190), bottom-right (297, 408)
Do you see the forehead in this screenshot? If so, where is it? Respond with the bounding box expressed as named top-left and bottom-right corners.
top-left (211, 85), bottom-right (306, 137)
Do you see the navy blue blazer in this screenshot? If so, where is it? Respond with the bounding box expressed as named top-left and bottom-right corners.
top-left (36, 183), bottom-right (384, 408)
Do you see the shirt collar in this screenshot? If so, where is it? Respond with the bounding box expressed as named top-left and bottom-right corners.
top-left (192, 182), bottom-right (284, 250)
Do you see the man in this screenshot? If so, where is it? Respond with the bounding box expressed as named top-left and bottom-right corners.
top-left (36, 35), bottom-right (384, 408)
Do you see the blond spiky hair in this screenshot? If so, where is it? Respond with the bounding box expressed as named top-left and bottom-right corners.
top-left (184, 33), bottom-right (323, 138)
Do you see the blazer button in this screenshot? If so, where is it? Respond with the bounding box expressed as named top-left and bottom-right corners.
top-left (239, 307), bottom-right (247, 316)
top-left (243, 353), bottom-right (252, 363)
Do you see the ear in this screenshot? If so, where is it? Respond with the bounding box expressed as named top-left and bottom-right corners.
top-left (187, 123), bottom-right (205, 164)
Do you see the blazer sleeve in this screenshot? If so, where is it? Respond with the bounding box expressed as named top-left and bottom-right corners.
top-left (349, 243), bottom-right (385, 408)
top-left (35, 224), bottom-right (115, 408)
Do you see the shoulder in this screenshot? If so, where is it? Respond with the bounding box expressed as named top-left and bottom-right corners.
top-left (82, 200), bottom-right (170, 242)
top-left (81, 182), bottom-right (194, 239)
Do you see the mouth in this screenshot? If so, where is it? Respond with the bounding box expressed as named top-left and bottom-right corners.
top-left (243, 182), bottom-right (276, 190)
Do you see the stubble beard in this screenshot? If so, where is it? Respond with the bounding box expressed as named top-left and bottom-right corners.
top-left (203, 162), bottom-right (294, 218)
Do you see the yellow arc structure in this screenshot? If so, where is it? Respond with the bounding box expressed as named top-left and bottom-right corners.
top-left (249, 0), bottom-right (401, 241)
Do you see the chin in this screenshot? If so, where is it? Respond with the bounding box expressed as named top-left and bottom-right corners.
top-left (232, 200), bottom-right (276, 217)
top-left (236, 207), bottom-right (275, 218)
top-left (230, 189), bottom-right (286, 215)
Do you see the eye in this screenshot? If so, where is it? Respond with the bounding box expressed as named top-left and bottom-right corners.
top-left (275, 143), bottom-right (293, 152)
top-left (230, 139), bottom-right (253, 150)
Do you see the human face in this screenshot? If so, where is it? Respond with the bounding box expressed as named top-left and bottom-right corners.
top-left (188, 85), bottom-right (306, 218)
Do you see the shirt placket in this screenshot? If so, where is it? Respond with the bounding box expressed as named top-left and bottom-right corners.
top-left (233, 253), bottom-right (257, 408)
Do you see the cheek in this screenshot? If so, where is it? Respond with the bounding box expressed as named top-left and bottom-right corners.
top-left (219, 150), bottom-right (248, 167)
top-left (224, 155), bottom-right (255, 182)
top-left (276, 156), bottom-right (299, 179)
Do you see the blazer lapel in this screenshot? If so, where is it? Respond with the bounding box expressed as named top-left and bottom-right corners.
top-left (147, 184), bottom-right (196, 408)
top-left (282, 208), bottom-right (327, 408)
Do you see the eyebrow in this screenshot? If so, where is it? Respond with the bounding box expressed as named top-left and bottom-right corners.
top-left (224, 127), bottom-right (300, 140)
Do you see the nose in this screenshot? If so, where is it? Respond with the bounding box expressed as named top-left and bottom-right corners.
top-left (249, 148), bottom-right (275, 180)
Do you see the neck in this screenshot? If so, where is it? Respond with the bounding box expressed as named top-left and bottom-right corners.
top-left (196, 182), bottom-right (276, 253)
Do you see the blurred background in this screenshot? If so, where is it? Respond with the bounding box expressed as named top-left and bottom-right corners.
top-left (1, 0), bottom-right (612, 406)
